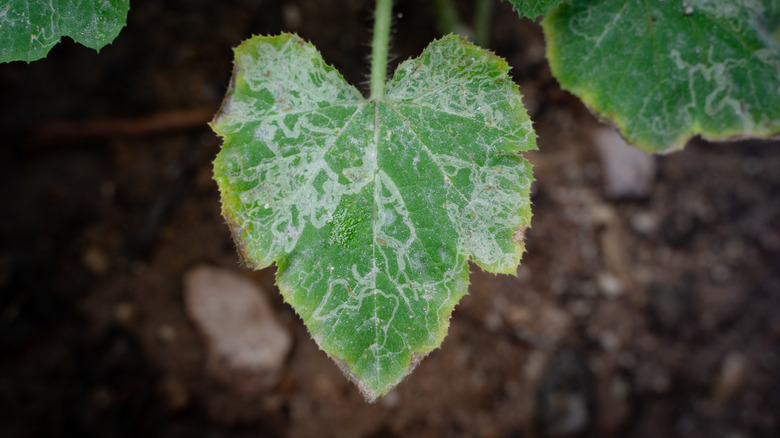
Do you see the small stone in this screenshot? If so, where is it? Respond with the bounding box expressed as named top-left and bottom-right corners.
top-left (597, 272), bottom-right (623, 298)
top-left (484, 311), bottom-right (503, 331)
top-left (509, 302), bottom-right (572, 347)
top-left (713, 352), bottom-right (748, 403)
top-left (711, 264), bottom-right (732, 283)
top-left (593, 125), bottom-right (656, 200)
top-left (113, 301), bottom-right (136, 325)
top-left (83, 245), bottom-right (110, 275)
top-left (183, 265), bottom-right (292, 393)
top-left (598, 331), bottom-right (620, 352)
top-left (630, 211), bottom-right (659, 235)
top-left (314, 373), bottom-right (335, 394)
top-left (537, 349), bottom-right (592, 436)
top-left (525, 350), bottom-right (547, 381)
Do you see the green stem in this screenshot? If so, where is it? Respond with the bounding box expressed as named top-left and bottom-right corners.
top-left (370, 0), bottom-right (393, 100)
top-left (430, 0), bottom-right (463, 36)
top-left (473, 0), bottom-right (494, 47)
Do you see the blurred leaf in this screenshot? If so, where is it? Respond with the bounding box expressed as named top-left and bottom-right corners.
top-left (543, 0), bottom-right (780, 152)
top-left (504, 0), bottom-right (567, 19)
top-left (0, 0), bottom-right (130, 63)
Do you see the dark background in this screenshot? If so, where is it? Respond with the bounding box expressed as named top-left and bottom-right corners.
top-left (1, 1), bottom-right (779, 437)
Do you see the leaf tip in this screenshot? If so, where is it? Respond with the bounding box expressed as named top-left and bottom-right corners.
top-left (331, 351), bottom-right (429, 403)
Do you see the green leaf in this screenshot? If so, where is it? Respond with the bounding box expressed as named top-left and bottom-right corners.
top-left (0, 0), bottom-right (130, 63)
top-left (542, 0), bottom-right (780, 152)
top-left (211, 33), bottom-right (535, 401)
top-left (504, 0), bottom-right (568, 19)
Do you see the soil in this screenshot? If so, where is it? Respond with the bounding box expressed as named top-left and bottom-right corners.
top-left (1, 1), bottom-right (779, 437)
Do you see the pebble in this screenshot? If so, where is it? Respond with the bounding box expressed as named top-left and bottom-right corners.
top-left (82, 244), bottom-right (110, 275)
top-left (597, 271), bottom-right (623, 298)
top-left (537, 349), bottom-right (592, 436)
top-left (630, 211), bottom-right (659, 235)
top-left (713, 352), bottom-right (748, 403)
top-left (598, 331), bottom-right (620, 352)
top-left (113, 301), bottom-right (136, 325)
top-left (509, 303), bottom-right (572, 347)
top-left (593, 125), bottom-right (656, 200)
top-left (183, 265), bottom-right (292, 393)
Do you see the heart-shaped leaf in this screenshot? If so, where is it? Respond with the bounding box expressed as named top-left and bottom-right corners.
top-left (211, 33), bottom-right (535, 401)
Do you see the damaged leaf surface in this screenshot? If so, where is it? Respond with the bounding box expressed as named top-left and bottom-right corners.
top-left (211, 33), bottom-right (535, 401)
top-left (0, 0), bottom-right (130, 63)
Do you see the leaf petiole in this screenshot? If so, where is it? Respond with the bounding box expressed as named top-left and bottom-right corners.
top-left (473, 0), bottom-right (494, 47)
top-left (430, 0), bottom-right (464, 37)
top-left (370, 0), bottom-right (394, 100)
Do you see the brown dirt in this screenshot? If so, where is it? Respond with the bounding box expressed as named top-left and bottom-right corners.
top-left (1, 1), bottom-right (779, 437)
